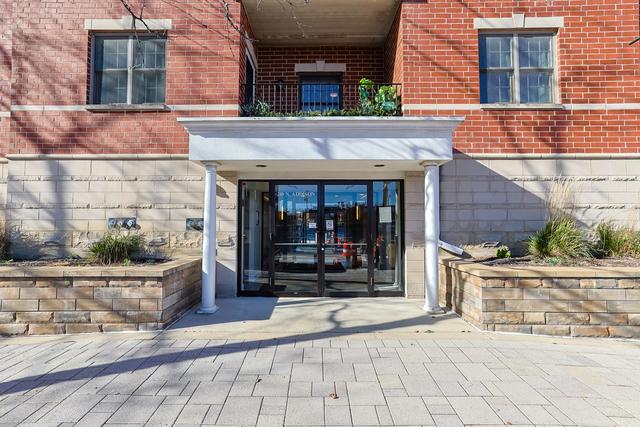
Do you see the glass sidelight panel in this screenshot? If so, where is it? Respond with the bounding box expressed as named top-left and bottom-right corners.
top-left (373, 181), bottom-right (402, 291)
top-left (323, 184), bottom-right (370, 294)
top-left (241, 181), bottom-right (271, 292)
top-left (273, 184), bottom-right (320, 294)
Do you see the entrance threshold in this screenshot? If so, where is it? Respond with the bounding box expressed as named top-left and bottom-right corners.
top-left (167, 297), bottom-right (469, 337)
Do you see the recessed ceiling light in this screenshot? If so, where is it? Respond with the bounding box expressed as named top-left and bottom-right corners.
top-left (256, 164), bottom-right (267, 168)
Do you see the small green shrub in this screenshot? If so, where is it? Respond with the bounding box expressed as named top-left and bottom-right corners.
top-left (358, 78), bottom-right (401, 116)
top-left (0, 227), bottom-right (9, 260)
top-left (496, 245), bottom-right (512, 259)
top-left (242, 100), bottom-right (273, 117)
top-left (88, 230), bottom-right (145, 265)
top-left (592, 222), bottom-right (640, 258)
top-left (527, 215), bottom-right (590, 260)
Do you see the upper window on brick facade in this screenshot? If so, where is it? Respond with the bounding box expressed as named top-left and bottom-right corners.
top-left (299, 74), bottom-right (342, 112)
top-left (92, 35), bottom-right (166, 105)
top-left (479, 33), bottom-right (555, 104)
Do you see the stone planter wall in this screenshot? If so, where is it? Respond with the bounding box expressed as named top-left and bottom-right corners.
top-left (440, 258), bottom-right (640, 338)
top-left (0, 257), bottom-right (201, 335)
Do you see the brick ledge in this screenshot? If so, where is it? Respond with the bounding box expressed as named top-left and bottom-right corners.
top-left (0, 256), bottom-right (202, 278)
top-left (440, 257), bottom-right (640, 279)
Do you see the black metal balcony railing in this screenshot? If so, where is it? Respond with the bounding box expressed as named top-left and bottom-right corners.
top-left (240, 82), bottom-right (402, 117)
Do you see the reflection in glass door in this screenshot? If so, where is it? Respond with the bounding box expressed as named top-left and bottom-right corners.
top-left (241, 182), bottom-right (270, 291)
top-left (322, 184), bottom-right (370, 295)
top-left (273, 184), bottom-right (320, 294)
top-left (239, 180), bottom-right (404, 296)
top-left (373, 181), bottom-right (402, 292)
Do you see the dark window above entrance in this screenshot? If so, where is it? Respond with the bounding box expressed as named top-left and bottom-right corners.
top-left (299, 74), bottom-right (342, 112)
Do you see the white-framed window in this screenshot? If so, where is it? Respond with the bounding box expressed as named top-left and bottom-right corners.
top-left (479, 32), bottom-right (557, 104)
top-left (91, 34), bottom-right (167, 104)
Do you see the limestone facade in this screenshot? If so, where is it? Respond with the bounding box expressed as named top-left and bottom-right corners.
top-left (440, 156), bottom-right (640, 251)
top-left (3, 155), bottom-right (639, 298)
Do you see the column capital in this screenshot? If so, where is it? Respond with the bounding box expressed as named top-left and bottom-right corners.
top-left (203, 161), bottom-right (220, 172)
top-left (420, 161), bottom-right (441, 168)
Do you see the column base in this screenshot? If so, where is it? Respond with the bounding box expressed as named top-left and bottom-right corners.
top-left (423, 305), bottom-right (445, 314)
top-left (196, 305), bottom-right (220, 315)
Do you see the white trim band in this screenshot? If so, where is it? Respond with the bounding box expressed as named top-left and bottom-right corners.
top-left (0, 111), bottom-right (9, 118)
top-left (454, 153), bottom-right (640, 160)
top-left (84, 16), bottom-right (172, 31)
top-left (5, 154), bottom-right (189, 160)
top-left (167, 104), bottom-right (241, 112)
top-left (404, 104), bottom-right (483, 111)
top-left (474, 14), bottom-right (564, 29)
top-left (404, 103), bottom-right (640, 111)
top-left (10, 104), bottom-right (241, 112)
top-left (10, 103), bottom-right (640, 113)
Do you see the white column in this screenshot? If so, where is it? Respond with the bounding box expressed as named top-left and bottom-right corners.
top-left (198, 162), bottom-right (219, 315)
top-left (423, 163), bottom-right (442, 313)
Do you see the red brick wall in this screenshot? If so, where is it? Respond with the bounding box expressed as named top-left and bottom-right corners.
top-left (254, 46), bottom-right (385, 110)
top-left (1, 0), bottom-right (639, 155)
top-left (256, 46), bottom-right (384, 86)
top-left (384, 6), bottom-right (403, 86)
top-left (2, 0), bottom-right (244, 156)
top-left (0, 0), bottom-right (10, 145)
top-left (398, 0), bottom-right (640, 154)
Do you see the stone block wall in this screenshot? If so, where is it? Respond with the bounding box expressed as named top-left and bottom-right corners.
top-left (440, 155), bottom-right (640, 251)
top-left (2, 156), bottom-right (238, 296)
top-left (5, 157), bottom-right (207, 258)
top-left (441, 258), bottom-right (640, 338)
top-left (0, 159), bottom-right (7, 224)
top-left (0, 257), bottom-right (201, 335)
top-left (405, 172), bottom-right (425, 299)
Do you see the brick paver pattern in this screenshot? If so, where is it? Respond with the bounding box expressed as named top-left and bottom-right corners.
top-left (0, 336), bottom-right (639, 426)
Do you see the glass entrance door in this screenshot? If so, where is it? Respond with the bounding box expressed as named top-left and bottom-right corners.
top-left (239, 180), bottom-right (404, 296)
top-left (322, 184), bottom-right (371, 295)
top-left (272, 183), bottom-right (320, 295)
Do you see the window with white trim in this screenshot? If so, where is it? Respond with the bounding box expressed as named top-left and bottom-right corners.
top-left (92, 35), bottom-right (166, 104)
top-left (479, 32), bottom-right (556, 104)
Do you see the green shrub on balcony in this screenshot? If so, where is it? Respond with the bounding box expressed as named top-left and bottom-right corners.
top-left (242, 78), bottom-right (401, 117)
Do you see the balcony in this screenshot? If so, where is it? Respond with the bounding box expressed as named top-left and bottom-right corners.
top-left (241, 81), bottom-right (402, 117)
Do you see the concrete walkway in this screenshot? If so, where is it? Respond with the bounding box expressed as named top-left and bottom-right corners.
top-left (167, 298), bottom-right (472, 337)
top-left (0, 298), bottom-right (639, 426)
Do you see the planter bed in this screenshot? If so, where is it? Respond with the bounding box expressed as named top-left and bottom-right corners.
top-left (0, 257), bottom-right (201, 335)
top-left (440, 257), bottom-right (640, 338)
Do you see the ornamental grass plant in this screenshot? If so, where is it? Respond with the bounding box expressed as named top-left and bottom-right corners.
top-left (592, 222), bottom-right (640, 258)
top-left (526, 179), bottom-right (591, 261)
top-left (88, 229), bottom-right (145, 265)
top-left (0, 226), bottom-right (9, 260)
top-left (527, 215), bottom-right (591, 260)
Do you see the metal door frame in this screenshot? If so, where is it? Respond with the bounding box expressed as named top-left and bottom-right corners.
top-left (237, 179), bottom-right (405, 297)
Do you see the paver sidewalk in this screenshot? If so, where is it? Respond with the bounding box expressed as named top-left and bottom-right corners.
top-left (0, 330), bottom-right (639, 426)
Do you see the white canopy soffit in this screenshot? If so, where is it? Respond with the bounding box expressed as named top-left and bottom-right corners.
top-left (177, 117), bottom-right (465, 172)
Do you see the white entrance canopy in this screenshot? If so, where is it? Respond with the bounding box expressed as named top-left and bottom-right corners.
top-left (178, 116), bottom-right (464, 314)
top-left (178, 116), bottom-right (464, 169)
